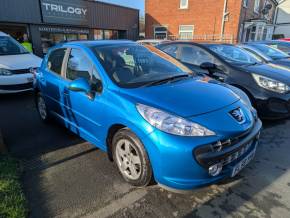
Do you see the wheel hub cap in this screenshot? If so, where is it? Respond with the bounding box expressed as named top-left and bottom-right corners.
top-left (116, 139), bottom-right (142, 180)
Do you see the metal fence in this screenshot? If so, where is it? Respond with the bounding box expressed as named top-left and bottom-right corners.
top-left (164, 34), bottom-right (235, 43)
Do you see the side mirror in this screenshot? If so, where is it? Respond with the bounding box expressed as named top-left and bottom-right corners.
top-left (68, 78), bottom-right (91, 94)
top-left (91, 79), bottom-right (103, 93)
top-left (200, 62), bottom-right (217, 70)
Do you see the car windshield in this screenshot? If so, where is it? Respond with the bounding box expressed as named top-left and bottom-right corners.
top-left (0, 36), bottom-right (29, 56)
top-left (91, 43), bottom-right (192, 88)
top-left (207, 44), bottom-right (262, 66)
top-left (267, 41), bottom-right (290, 54)
top-left (250, 44), bottom-right (290, 60)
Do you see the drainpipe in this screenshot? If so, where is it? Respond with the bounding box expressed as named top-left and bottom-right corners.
top-left (221, 0), bottom-right (228, 41)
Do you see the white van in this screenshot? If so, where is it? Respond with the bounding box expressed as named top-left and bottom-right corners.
top-left (0, 31), bottom-right (42, 93)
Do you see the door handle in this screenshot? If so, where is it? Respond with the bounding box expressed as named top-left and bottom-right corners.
top-left (63, 88), bottom-right (69, 96)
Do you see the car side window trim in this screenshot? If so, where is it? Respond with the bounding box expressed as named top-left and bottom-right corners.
top-left (61, 48), bottom-right (71, 79)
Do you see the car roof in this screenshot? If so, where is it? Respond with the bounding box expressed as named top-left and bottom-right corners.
top-left (137, 39), bottom-right (168, 43)
top-left (246, 40), bottom-right (290, 44)
top-left (64, 40), bottom-right (134, 47)
top-left (158, 41), bottom-right (234, 46)
top-left (0, 31), bottom-right (9, 37)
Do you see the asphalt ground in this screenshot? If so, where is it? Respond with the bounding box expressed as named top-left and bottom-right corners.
top-left (0, 92), bottom-right (290, 218)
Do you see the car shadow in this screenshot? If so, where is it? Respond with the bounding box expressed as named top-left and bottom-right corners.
top-left (0, 91), bottom-right (84, 157)
top-left (178, 118), bottom-right (290, 217)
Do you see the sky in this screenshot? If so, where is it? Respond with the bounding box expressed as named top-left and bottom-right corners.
top-left (98, 0), bottom-right (145, 14)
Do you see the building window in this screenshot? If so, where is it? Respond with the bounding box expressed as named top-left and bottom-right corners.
top-left (250, 26), bottom-right (257, 41)
top-left (180, 0), bottom-right (188, 9)
top-left (94, 29), bottom-right (104, 40)
top-left (154, 26), bottom-right (167, 39)
top-left (254, 0), bottom-right (260, 13)
top-left (179, 25), bottom-right (194, 40)
top-left (243, 0), bottom-right (249, 8)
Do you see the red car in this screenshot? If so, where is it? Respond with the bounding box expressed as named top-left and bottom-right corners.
top-left (280, 38), bottom-right (290, 42)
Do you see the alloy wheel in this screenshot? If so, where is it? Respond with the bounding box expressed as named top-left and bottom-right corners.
top-left (115, 139), bottom-right (142, 180)
top-left (38, 96), bottom-right (47, 120)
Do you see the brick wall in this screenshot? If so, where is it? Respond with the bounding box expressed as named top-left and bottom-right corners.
top-left (146, 0), bottom-right (226, 39)
top-left (145, 0), bottom-right (276, 42)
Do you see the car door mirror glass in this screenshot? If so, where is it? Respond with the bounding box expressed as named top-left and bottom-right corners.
top-left (68, 78), bottom-right (91, 94)
top-left (91, 79), bottom-right (103, 93)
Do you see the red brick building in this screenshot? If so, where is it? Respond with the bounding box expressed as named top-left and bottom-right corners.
top-left (145, 0), bottom-right (278, 43)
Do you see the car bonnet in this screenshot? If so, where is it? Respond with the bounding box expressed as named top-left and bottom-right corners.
top-left (119, 77), bottom-right (240, 118)
top-left (0, 53), bottom-right (42, 70)
top-left (238, 63), bottom-right (290, 85)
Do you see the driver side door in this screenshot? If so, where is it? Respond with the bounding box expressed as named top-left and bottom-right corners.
top-left (63, 48), bottom-right (105, 147)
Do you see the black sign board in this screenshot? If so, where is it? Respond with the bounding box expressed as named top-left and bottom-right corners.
top-left (40, 0), bottom-right (89, 26)
top-left (39, 26), bottom-right (90, 34)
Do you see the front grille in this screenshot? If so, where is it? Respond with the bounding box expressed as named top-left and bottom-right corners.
top-left (193, 124), bottom-right (260, 169)
top-left (11, 69), bottom-right (31, 75)
top-left (0, 82), bottom-right (33, 91)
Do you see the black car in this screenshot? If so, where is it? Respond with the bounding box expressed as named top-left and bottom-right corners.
top-left (251, 40), bottom-right (290, 55)
top-left (157, 42), bottom-right (290, 119)
top-left (239, 43), bottom-right (290, 68)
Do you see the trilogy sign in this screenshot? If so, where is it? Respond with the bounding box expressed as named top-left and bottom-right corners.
top-left (42, 3), bottom-right (87, 16)
top-left (41, 0), bottom-right (89, 25)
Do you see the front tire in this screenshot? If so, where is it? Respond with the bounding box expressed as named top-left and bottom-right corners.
top-left (36, 92), bottom-right (50, 122)
top-left (112, 128), bottom-right (153, 187)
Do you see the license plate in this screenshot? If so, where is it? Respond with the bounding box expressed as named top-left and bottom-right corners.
top-left (231, 147), bottom-right (256, 177)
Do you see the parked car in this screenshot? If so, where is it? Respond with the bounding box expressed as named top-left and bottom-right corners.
top-left (251, 40), bottom-right (290, 55)
top-left (34, 40), bottom-right (261, 191)
top-left (157, 42), bottom-right (290, 119)
top-left (280, 38), bottom-right (290, 42)
top-left (137, 39), bottom-right (171, 46)
top-left (0, 31), bottom-right (42, 94)
top-left (239, 43), bottom-right (290, 68)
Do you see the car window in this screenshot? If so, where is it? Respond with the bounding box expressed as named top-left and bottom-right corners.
top-left (162, 45), bottom-right (178, 58)
top-left (251, 44), bottom-right (289, 59)
top-left (47, 48), bottom-right (67, 75)
top-left (208, 44), bottom-right (261, 65)
top-left (91, 43), bottom-right (192, 88)
top-left (179, 45), bottom-right (215, 66)
top-left (268, 43), bottom-right (290, 54)
top-left (0, 36), bottom-right (29, 56)
top-left (66, 48), bottom-right (92, 81)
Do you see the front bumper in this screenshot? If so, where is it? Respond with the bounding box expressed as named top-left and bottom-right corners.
top-left (256, 96), bottom-right (290, 119)
top-left (0, 74), bottom-right (33, 94)
top-left (247, 85), bottom-right (290, 119)
top-left (144, 119), bottom-right (262, 191)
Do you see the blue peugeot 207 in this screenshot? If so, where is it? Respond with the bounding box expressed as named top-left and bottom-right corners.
top-left (34, 40), bottom-right (262, 191)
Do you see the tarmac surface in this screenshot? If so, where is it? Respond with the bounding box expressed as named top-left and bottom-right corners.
top-left (1, 92), bottom-right (290, 218)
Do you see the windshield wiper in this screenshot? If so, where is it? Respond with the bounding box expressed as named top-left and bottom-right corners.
top-left (141, 74), bottom-right (191, 87)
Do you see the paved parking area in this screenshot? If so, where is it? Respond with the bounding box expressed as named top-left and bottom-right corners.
top-left (1, 92), bottom-right (290, 218)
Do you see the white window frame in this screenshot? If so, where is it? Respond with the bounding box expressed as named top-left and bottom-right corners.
top-left (254, 0), bottom-right (260, 13)
top-left (154, 26), bottom-right (168, 39)
top-left (179, 25), bottom-right (194, 40)
top-left (243, 0), bottom-right (248, 8)
top-left (180, 0), bottom-right (188, 9)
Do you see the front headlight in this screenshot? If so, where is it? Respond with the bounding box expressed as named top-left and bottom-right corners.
top-left (252, 74), bottom-right (289, 93)
top-left (0, 68), bottom-right (13, 76)
top-left (136, 104), bottom-right (215, 136)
